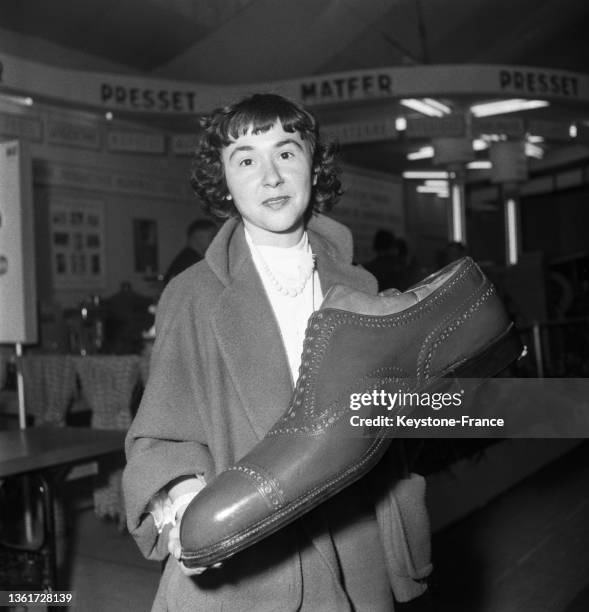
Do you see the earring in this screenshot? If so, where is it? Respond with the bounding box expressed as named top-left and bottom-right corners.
top-left (226, 194), bottom-right (233, 200)
top-left (312, 174), bottom-right (318, 186)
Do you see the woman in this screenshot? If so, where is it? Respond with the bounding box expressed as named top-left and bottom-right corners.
top-left (123, 93), bottom-right (431, 610)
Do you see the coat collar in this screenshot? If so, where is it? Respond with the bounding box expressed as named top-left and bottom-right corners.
top-left (205, 213), bottom-right (360, 288)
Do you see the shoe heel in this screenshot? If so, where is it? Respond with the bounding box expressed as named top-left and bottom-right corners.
top-left (450, 324), bottom-right (523, 379)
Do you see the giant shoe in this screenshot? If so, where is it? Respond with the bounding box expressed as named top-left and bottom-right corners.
top-left (180, 257), bottom-right (523, 567)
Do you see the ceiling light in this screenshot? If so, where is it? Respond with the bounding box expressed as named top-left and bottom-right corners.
top-left (470, 99), bottom-right (549, 118)
top-left (472, 139), bottom-right (489, 151)
top-left (480, 133), bottom-right (507, 142)
top-left (407, 146), bottom-right (434, 160)
top-left (570, 124), bottom-right (577, 138)
top-left (467, 160), bottom-right (492, 169)
top-left (0, 94), bottom-right (34, 106)
top-left (402, 171), bottom-right (450, 179)
top-left (525, 142), bottom-right (544, 159)
top-left (400, 98), bottom-right (449, 117)
top-left (424, 180), bottom-right (449, 187)
top-left (105, 111), bottom-right (114, 120)
top-left (422, 98), bottom-right (452, 114)
top-left (526, 134), bottom-right (544, 143)
top-left (395, 117), bottom-right (407, 131)
top-left (417, 185), bottom-right (449, 197)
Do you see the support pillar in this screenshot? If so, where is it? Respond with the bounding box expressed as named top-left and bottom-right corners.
top-left (447, 165), bottom-right (466, 245)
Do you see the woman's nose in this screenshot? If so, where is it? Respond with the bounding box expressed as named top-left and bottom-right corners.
top-left (262, 159), bottom-right (284, 187)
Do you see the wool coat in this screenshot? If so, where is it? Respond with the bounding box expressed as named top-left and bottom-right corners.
top-left (123, 214), bottom-right (432, 611)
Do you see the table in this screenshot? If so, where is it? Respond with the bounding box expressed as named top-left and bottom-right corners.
top-left (0, 427), bottom-right (126, 591)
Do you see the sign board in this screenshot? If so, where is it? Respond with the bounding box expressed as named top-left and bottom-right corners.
top-left (106, 130), bottom-right (165, 154)
top-left (433, 137), bottom-right (475, 166)
top-left (0, 140), bottom-right (38, 343)
top-left (330, 165), bottom-right (404, 264)
top-left (472, 117), bottom-right (525, 138)
top-left (33, 161), bottom-right (191, 201)
top-left (406, 115), bottom-right (465, 139)
top-left (2, 53), bottom-right (589, 114)
top-left (322, 118), bottom-right (398, 145)
top-left (0, 111), bottom-right (43, 141)
top-left (527, 119), bottom-right (570, 141)
top-left (489, 141), bottom-right (528, 184)
top-left (46, 118), bottom-right (101, 149)
top-left (171, 133), bottom-right (198, 155)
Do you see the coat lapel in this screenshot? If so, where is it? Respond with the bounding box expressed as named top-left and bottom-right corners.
top-left (212, 253), bottom-right (293, 441)
top-left (309, 229), bottom-right (376, 298)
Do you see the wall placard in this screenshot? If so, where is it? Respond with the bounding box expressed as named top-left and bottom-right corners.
top-left (50, 197), bottom-right (106, 290)
top-left (46, 118), bottom-right (101, 149)
top-left (0, 140), bottom-right (38, 343)
top-left (107, 130), bottom-right (165, 154)
top-left (0, 111), bottom-right (43, 142)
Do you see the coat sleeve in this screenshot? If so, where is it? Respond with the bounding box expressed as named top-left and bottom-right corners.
top-left (370, 461), bottom-right (433, 602)
top-left (122, 281), bottom-right (215, 561)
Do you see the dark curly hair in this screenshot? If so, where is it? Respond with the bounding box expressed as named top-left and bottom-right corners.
top-left (190, 93), bottom-right (342, 219)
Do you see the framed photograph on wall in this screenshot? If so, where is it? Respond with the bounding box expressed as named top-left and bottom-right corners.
top-left (133, 218), bottom-right (158, 274)
top-left (50, 196), bottom-right (106, 289)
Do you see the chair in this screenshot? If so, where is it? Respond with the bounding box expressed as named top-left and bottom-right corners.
top-left (74, 356), bottom-right (140, 528)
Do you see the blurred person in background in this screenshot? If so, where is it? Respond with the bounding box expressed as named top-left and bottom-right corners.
top-left (163, 218), bottom-right (217, 285)
top-left (365, 229), bottom-right (403, 291)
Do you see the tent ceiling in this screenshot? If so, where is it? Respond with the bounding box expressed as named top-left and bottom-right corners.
top-left (1, 0), bottom-right (588, 80)
top-left (1, 0), bottom-right (588, 173)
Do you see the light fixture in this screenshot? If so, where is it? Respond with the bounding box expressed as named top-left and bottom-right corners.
top-left (472, 139), bottom-right (489, 151)
top-left (417, 185), bottom-right (449, 197)
top-left (424, 179), bottom-right (449, 188)
top-left (105, 111), bottom-right (114, 120)
top-left (402, 170), bottom-right (450, 179)
top-left (506, 198), bottom-right (519, 265)
top-left (395, 117), bottom-right (407, 131)
top-left (400, 98), bottom-right (451, 117)
top-left (407, 146), bottom-right (434, 160)
top-left (570, 124), bottom-right (577, 138)
top-left (479, 133), bottom-right (507, 142)
top-left (524, 142), bottom-right (544, 159)
top-left (0, 93), bottom-right (34, 106)
top-left (467, 160), bottom-right (492, 169)
top-left (470, 99), bottom-right (549, 118)
top-left (422, 98), bottom-right (452, 114)
top-left (526, 134), bottom-right (545, 144)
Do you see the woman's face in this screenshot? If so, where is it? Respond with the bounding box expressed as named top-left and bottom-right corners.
top-left (221, 122), bottom-right (313, 247)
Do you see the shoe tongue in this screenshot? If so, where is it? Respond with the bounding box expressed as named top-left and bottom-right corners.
top-left (320, 285), bottom-right (417, 315)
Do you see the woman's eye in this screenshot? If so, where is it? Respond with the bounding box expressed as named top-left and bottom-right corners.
top-left (279, 151), bottom-right (294, 160)
top-left (239, 158), bottom-right (253, 167)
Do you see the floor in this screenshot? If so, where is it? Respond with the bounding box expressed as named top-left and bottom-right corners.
top-left (431, 440), bottom-right (589, 612)
top-left (3, 440), bottom-right (589, 611)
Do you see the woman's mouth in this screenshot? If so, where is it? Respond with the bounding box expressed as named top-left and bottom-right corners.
top-left (262, 196), bottom-right (290, 209)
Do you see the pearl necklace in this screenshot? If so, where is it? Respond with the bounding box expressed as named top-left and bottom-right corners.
top-left (251, 241), bottom-right (316, 297)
